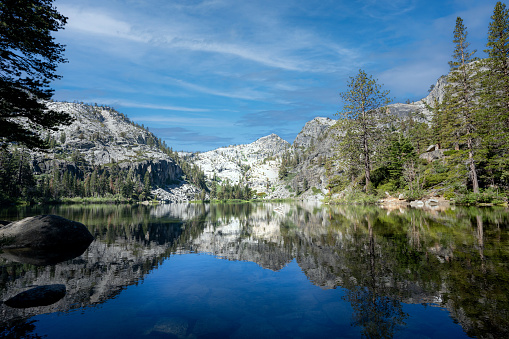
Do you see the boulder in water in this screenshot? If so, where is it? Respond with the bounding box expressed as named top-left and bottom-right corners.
top-left (0, 215), bottom-right (94, 249)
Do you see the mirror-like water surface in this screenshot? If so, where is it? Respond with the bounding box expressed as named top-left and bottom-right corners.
top-left (1, 203), bottom-right (508, 338)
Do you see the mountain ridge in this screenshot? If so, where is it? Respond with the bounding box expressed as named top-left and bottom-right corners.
top-left (6, 74), bottom-right (446, 203)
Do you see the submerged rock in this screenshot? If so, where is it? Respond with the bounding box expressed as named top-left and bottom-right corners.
top-left (4, 284), bottom-right (66, 308)
top-left (0, 215), bottom-right (94, 249)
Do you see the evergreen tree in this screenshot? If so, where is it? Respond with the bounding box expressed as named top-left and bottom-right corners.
top-left (445, 17), bottom-right (481, 192)
top-left (482, 1), bottom-right (509, 187)
top-left (387, 136), bottom-right (415, 186)
top-left (143, 171), bottom-right (151, 197)
top-left (0, 0), bottom-right (73, 149)
top-left (335, 69), bottom-right (393, 191)
top-left (399, 111), bottom-right (430, 154)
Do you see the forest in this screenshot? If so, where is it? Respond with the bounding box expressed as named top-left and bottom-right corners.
top-left (327, 2), bottom-right (509, 205)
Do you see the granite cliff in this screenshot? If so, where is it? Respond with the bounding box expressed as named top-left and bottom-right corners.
top-left (182, 75), bottom-right (447, 200)
top-left (26, 102), bottom-right (202, 202)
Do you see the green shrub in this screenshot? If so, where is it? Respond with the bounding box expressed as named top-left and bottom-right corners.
top-left (311, 187), bottom-right (322, 195)
top-left (443, 150), bottom-right (458, 156)
top-left (405, 189), bottom-right (425, 201)
top-left (455, 188), bottom-right (506, 205)
top-left (376, 181), bottom-right (397, 194)
top-left (443, 189), bottom-right (456, 200)
top-left (423, 172), bottom-right (448, 188)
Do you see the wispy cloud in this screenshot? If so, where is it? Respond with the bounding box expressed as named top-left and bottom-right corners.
top-left (59, 2), bottom-right (358, 74)
top-left (166, 77), bottom-right (267, 101)
top-left (61, 6), bottom-right (149, 42)
top-left (130, 114), bottom-right (235, 128)
top-left (151, 127), bottom-right (233, 148)
top-left (360, 0), bottom-right (417, 19)
top-left (236, 104), bottom-right (326, 128)
top-left (90, 99), bottom-right (210, 112)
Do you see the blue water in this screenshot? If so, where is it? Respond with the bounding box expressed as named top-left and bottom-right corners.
top-left (3, 203), bottom-right (506, 338)
top-left (31, 254), bottom-right (467, 339)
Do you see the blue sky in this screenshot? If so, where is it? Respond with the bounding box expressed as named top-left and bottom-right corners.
top-left (52, 0), bottom-right (500, 152)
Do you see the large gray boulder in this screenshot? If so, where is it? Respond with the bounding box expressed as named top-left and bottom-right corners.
top-left (0, 215), bottom-right (94, 249)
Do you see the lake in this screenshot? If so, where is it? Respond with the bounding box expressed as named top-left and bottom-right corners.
top-left (0, 202), bottom-right (508, 338)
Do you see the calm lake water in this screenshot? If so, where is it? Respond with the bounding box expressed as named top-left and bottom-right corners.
top-left (0, 202), bottom-right (508, 338)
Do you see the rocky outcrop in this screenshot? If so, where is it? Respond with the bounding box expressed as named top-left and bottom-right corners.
top-left (184, 134), bottom-right (290, 197)
top-left (293, 117), bottom-right (336, 149)
top-left (422, 75), bottom-right (448, 107)
top-left (19, 101), bottom-right (190, 200)
top-left (152, 183), bottom-right (203, 203)
top-left (118, 159), bottom-right (182, 187)
top-left (0, 215), bottom-right (94, 249)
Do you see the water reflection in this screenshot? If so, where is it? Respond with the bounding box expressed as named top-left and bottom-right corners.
top-left (0, 203), bottom-right (508, 338)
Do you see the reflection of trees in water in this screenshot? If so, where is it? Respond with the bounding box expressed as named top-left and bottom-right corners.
top-left (275, 204), bottom-right (509, 338)
top-left (1, 203), bottom-right (508, 338)
top-left (347, 287), bottom-right (407, 339)
top-left (0, 318), bottom-right (44, 339)
top-left (326, 206), bottom-right (509, 339)
top-left (336, 212), bottom-right (409, 338)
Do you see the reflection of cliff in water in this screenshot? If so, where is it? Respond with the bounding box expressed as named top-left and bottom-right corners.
top-left (172, 203), bottom-right (509, 338)
top-left (0, 204), bottom-right (186, 326)
top-left (1, 203), bottom-right (508, 338)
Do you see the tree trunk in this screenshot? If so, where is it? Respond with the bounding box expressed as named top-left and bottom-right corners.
top-left (363, 134), bottom-right (371, 192)
top-left (468, 137), bottom-right (479, 193)
top-left (17, 149), bottom-right (24, 195)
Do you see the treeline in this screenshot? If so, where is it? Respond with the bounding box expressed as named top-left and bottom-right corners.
top-left (0, 102), bottom-right (210, 204)
top-left (208, 175), bottom-right (253, 201)
top-left (0, 146), bottom-right (153, 203)
top-left (37, 164), bottom-right (152, 202)
top-left (0, 147), bottom-right (35, 202)
top-left (331, 2), bottom-right (509, 204)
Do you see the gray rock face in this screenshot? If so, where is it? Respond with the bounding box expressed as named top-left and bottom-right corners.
top-left (0, 215), bottom-right (94, 249)
top-left (187, 134), bottom-right (290, 189)
top-left (419, 149), bottom-right (447, 162)
top-left (27, 101), bottom-right (183, 194)
top-left (4, 284), bottom-right (66, 308)
top-left (422, 75), bottom-right (448, 107)
top-left (293, 117), bottom-right (336, 149)
top-left (118, 159), bottom-right (182, 187)
top-left (152, 183), bottom-right (203, 203)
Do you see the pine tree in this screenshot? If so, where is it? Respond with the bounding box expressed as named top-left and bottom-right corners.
top-left (143, 171), bottom-right (151, 197)
top-left (0, 0), bottom-right (73, 149)
top-left (445, 17), bottom-right (480, 192)
top-left (387, 136), bottom-right (415, 186)
top-left (335, 69), bottom-right (393, 191)
top-left (482, 1), bottom-right (509, 187)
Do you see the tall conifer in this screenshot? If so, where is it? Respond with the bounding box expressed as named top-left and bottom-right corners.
top-left (483, 2), bottom-right (509, 186)
top-left (445, 17), bottom-right (480, 192)
top-left (335, 69), bottom-right (393, 191)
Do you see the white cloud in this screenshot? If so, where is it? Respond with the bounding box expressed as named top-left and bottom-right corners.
top-left (91, 99), bottom-right (210, 112)
top-left (163, 77), bottom-right (266, 101)
top-left (57, 1), bottom-right (358, 74)
top-left (130, 115), bottom-right (233, 128)
top-left (61, 6), bottom-right (150, 42)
